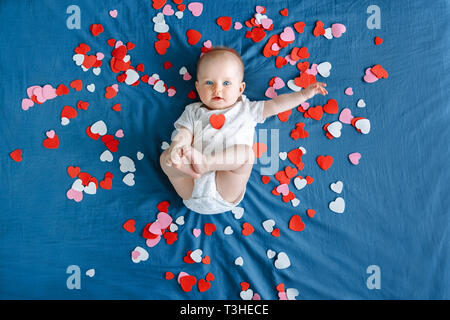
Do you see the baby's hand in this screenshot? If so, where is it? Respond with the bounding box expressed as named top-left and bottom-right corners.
top-left (302, 82), bottom-right (328, 100)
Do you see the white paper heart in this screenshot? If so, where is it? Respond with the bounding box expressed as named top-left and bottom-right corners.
top-left (125, 69), bottom-right (139, 85)
top-left (235, 256), bottom-right (244, 266)
top-left (224, 226), bottom-right (233, 235)
top-left (231, 207), bottom-right (244, 219)
top-left (119, 156), bottom-right (136, 173)
top-left (267, 249), bottom-right (276, 259)
top-left (274, 252), bottom-right (291, 270)
top-left (137, 151), bottom-right (144, 160)
top-left (190, 249), bottom-right (203, 263)
top-left (327, 121), bottom-right (342, 138)
top-left (291, 198), bottom-right (300, 207)
top-left (357, 99), bottom-right (366, 108)
top-left (329, 197), bottom-right (345, 213)
top-left (175, 216), bottom-right (185, 225)
top-left (324, 27), bottom-right (333, 39)
top-left (85, 269), bottom-right (95, 277)
top-left (71, 179), bottom-right (85, 192)
top-left (262, 219), bottom-right (275, 233)
top-left (286, 288), bottom-right (299, 300)
top-left (355, 119), bottom-right (371, 134)
top-left (100, 150), bottom-right (113, 162)
top-left (294, 177), bottom-right (307, 190)
top-left (330, 181), bottom-right (343, 194)
top-left (132, 246), bottom-right (149, 263)
top-left (91, 120), bottom-right (107, 136)
top-left (279, 152), bottom-right (287, 160)
top-left (123, 173), bottom-right (135, 186)
top-left (240, 289), bottom-right (253, 300)
top-left (84, 182), bottom-right (97, 195)
top-left (287, 79), bottom-right (302, 92)
top-left (86, 84), bottom-right (95, 92)
top-left (317, 62), bottom-right (332, 78)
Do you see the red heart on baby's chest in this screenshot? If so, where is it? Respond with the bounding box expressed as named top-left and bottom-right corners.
top-left (209, 114), bottom-right (225, 129)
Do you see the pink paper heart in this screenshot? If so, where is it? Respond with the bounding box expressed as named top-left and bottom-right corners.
top-left (339, 108), bottom-right (354, 124)
top-left (187, 2), bottom-right (203, 17)
top-left (203, 40), bottom-right (212, 48)
top-left (193, 228), bottom-right (201, 238)
top-left (111, 84), bottom-right (119, 92)
top-left (278, 291), bottom-right (288, 300)
top-left (234, 22), bottom-right (243, 30)
top-left (114, 40), bottom-right (123, 49)
top-left (265, 87), bottom-right (277, 99)
top-left (252, 293), bottom-right (261, 300)
top-left (162, 4), bottom-right (174, 16)
top-left (348, 152), bottom-right (361, 165)
top-left (344, 87), bottom-right (353, 95)
top-left (146, 235), bottom-right (161, 247)
top-left (363, 68), bottom-right (379, 83)
top-left (255, 6), bottom-right (265, 13)
top-left (276, 183), bottom-right (289, 196)
top-left (305, 63), bottom-right (318, 76)
top-left (115, 129), bottom-right (124, 138)
top-left (66, 188), bottom-right (83, 202)
top-left (27, 85), bottom-right (40, 99)
top-left (46, 130), bottom-right (55, 139)
top-left (284, 55), bottom-right (297, 65)
top-left (157, 212), bottom-right (173, 229)
top-left (109, 10), bottom-right (118, 18)
top-left (331, 23), bottom-right (346, 38)
top-left (21, 98), bottom-right (34, 110)
top-left (261, 18), bottom-right (273, 29)
top-left (271, 43), bottom-right (280, 51)
top-left (42, 84), bottom-right (57, 100)
top-left (167, 88), bottom-right (176, 97)
top-left (148, 77), bottom-right (157, 85)
top-left (183, 72), bottom-right (192, 81)
top-left (280, 27), bottom-right (295, 42)
top-left (149, 221), bottom-right (163, 235)
top-left (131, 250), bottom-right (140, 260)
top-left (272, 77), bottom-right (285, 90)
top-left (33, 86), bottom-right (46, 103)
top-left (300, 102), bottom-right (310, 111)
top-left (96, 52), bottom-right (104, 60)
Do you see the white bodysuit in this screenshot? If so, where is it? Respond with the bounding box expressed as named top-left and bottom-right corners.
top-left (171, 94), bottom-right (266, 214)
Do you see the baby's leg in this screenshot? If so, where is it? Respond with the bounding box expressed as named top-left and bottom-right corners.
top-left (160, 149), bottom-right (195, 200)
top-left (183, 144), bottom-right (254, 203)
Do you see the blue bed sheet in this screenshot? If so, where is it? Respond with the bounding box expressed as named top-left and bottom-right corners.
top-left (0, 0), bottom-right (449, 299)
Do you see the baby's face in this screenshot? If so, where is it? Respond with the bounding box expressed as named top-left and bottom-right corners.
top-left (195, 54), bottom-right (245, 110)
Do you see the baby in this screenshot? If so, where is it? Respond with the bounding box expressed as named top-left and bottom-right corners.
top-left (160, 47), bottom-right (327, 214)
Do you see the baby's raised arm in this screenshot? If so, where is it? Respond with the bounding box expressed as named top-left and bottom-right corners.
top-left (263, 82), bottom-right (328, 119)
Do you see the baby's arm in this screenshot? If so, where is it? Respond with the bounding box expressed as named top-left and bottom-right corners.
top-left (165, 126), bottom-right (193, 167)
top-left (263, 82), bottom-right (328, 119)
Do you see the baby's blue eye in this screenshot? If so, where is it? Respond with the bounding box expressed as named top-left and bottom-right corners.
top-left (205, 81), bottom-right (213, 85)
top-left (223, 81), bottom-right (230, 86)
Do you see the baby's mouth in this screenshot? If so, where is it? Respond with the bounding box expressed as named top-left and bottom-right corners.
top-left (212, 97), bottom-right (223, 101)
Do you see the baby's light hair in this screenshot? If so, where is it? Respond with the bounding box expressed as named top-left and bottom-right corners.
top-left (196, 46), bottom-right (245, 81)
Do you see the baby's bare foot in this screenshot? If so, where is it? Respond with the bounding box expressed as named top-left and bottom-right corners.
top-left (170, 152), bottom-right (201, 179)
top-left (182, 145), bottom-right (209, 175)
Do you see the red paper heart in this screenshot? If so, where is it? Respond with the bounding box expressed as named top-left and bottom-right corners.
top-left (204, 223), bottom-right (217, 236)
top-left (313, 20), bottom-right (325, 37)
top-left (305, 176), bottom-right (314, 184)
top-left (56, 84), bottom-right (69, 96)
top-left (240, 282), bottom-right (250, 291)
top-left (316, 155), bottom-right (334, 170)
top-left (163, 231), bottom-right (177, 245)
top-left (250, 27), bottom-right (266, 42)
top-left (371, 64), bottom-right (388, 79)
top-left (323, 99), bottom-right (338, 114)
top-left (90, 24), bottom-right (104, 37)
top-left (294, 21), bottom-right (306, 33)
top-left (180, 275), bottom-right (197, 292)
top-left (242, 222), bottom-right (254, 236)
top-left (157, 201), bottom-right (170, 213)
top-left (287, 148), bottom-right (303, 167)
top-left (123, 219), bottom-right (136, 233)
top-left (184, 250), bottom-right (196, 264)
top-left (289, 215), bottom-right (305, 231)
top-left (216, 16), bottom-right (232, 31)
top-left (201, 255), bottom-right (210, 264)
top-left (205, 272), bottom-right (214, 282)
top-left (275, 56), bottom-right (288, 68)
top-left (297, 47), bottom-right (309, 59)
top-left (263, 35), bottom-right (280, 58)
top-left (294, 72), bottom-right (316, 89)
top-left (154, 40), bottom-right (170, 55)
top-left (74, 43), bottom-right (90, 54)
top-left (297, 61), bottom-right (309, 72)
top-left (163, 61), bottom-right (172, 69)
top-left (198, 279), bottom-right (211, 292)
top-left (374, 36), bottom-right (383, 45)
top-left (76, 100), bottom-right (89, 110)
top-left (43, 135), bottom-right (59, 149)
top-left (306, 209), bottom-right (316, 218)
top-left (209, 114), bottom-right (225, 129)
top-left (107, 39), bottom-right (116, 47)
top-left (284, 166), bottom-right (298, 179)
top-left (280, 8), bottom-right (289, 16)
top-left (276, 283), bottom-right (285, 292)
top-left (126, 42), bottom-right (135, 50)
top-left (69, 79), bottom-right (83, 91)
top-left (187, 90), bottom-right (197, 99)
top-left (274, 170), bottom-right (290, 185)
top-left (77, 172), bottom-right (91, 186)
top-left (306, 105), bottom-right (323, 121)
top-left (186, 29), bottom-right (202, 45)
top-left (271, 228), bottom-right (281, 237)
top-left (61, 105), bottom-right (77, 119)
top-left (99, 177), bottom-right (112, 190)
top-left (112, 103), bottom-right (121, 112)
top-left (105, 86), bottom-right (117, 99)
top-left (261, 176), bottom-right (270, 184)
top-left (165, 272), bottom-right (174, 280)
top-left (282, 191), bottom-right (295, 202)
top-left (9, 149), bottom-right (22, 162)
top-left (67, 166), bottom-right (80, 178)
top-left (152, 0), bottom-right (166, 10)
top-left (277, 109), bottom-right (291, 122)
top-left (82, 55), bottom-right (97, 69)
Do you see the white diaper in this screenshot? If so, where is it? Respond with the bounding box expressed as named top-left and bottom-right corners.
top-left (183, 171), bottom-right (245, 215)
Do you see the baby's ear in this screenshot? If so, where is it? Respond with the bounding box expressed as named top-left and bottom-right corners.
top-left (195, 81), bottom-right (199, 91)
top-left (240, 81), bottom-right (246, 94)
